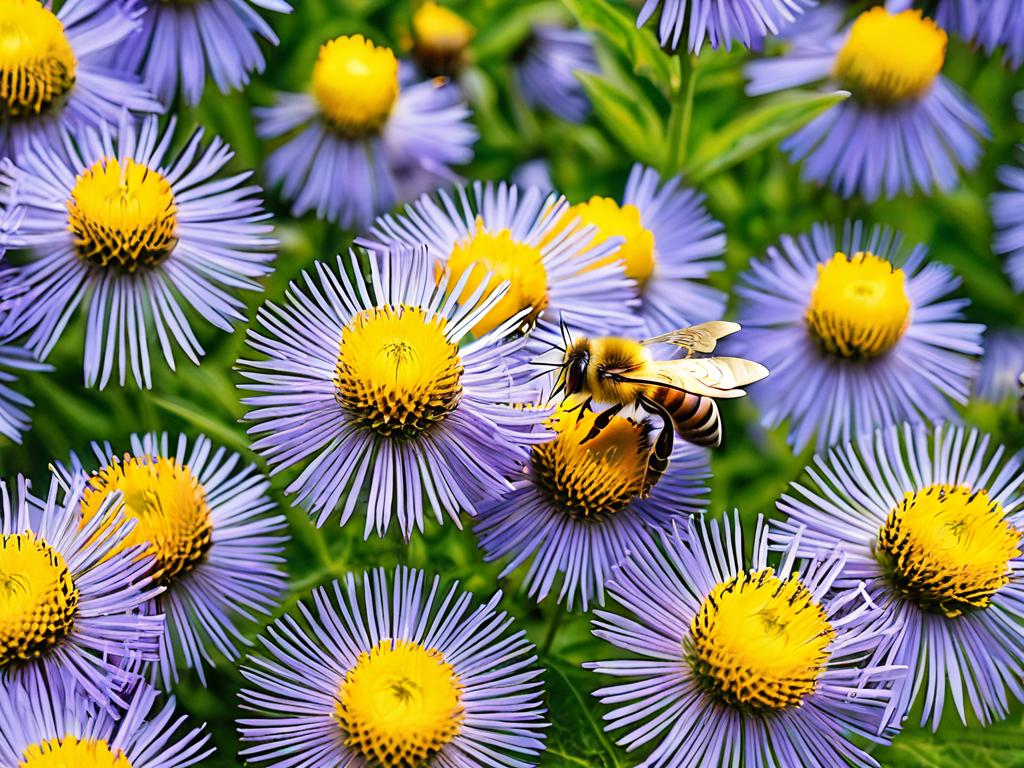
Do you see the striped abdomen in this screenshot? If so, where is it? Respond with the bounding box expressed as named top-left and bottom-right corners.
top-left (650, 387), bottom-right (722, 448)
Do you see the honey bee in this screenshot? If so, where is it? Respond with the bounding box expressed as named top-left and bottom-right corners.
top-left (550, 321), bottom-right (769, 457)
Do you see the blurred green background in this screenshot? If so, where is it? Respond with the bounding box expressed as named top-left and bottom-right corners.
top-left (3, 0), bottom-right (1024, 765)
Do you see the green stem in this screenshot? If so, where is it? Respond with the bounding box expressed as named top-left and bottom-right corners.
top-left (540, 602), bottom-right (566, 656)
top-left (664, 54), bottom-right (699, 177)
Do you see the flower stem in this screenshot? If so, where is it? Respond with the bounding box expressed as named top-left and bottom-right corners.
top-left (664, 53), bottom-right (699, 177)
top-left (540, 602), bottom-right (566, 656)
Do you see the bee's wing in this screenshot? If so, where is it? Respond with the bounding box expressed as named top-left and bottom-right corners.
top-left (615, 357), bottom-right (769, 398)
top-left (641, 321), bottom-right (741, 355)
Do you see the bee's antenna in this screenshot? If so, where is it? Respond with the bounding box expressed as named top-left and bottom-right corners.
top-left (558, 314), bottom-right (571, 348)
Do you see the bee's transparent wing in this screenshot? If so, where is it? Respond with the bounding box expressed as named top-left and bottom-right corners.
top-left (625, 356), bottom-right (769, 398)
top-left (641, 321), bottom-right (741, 356)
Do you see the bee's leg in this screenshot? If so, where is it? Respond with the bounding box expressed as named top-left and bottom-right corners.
top-left (564, 395), bottom-right (593, 423)
top-left (637, 395), bottom-right (675, 496)
top-left (580, 403), bottom-right (624, 445)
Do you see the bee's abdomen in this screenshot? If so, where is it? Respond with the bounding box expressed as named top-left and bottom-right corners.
top-left (653, 387), bottom-right (722, 448)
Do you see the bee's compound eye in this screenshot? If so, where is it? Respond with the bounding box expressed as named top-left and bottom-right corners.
top-left (565, 356), bottom-right (586, 394)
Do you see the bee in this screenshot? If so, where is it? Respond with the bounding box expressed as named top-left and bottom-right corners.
top-left (550, 321), bottom-right (769, 460)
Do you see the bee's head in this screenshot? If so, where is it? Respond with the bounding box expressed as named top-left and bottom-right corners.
top-left (561, 338), bottom-right (591, 395)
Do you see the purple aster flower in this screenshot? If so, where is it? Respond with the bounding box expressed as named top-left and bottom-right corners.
top-left (732, 220), bottom-right (984, 451)
top-left (747, 6), bottom-right (988, 201)
top-left (54, 432), bottom-right (288, 690)
top-left (515, 25), bottom-right (598, 124)
top-left (0, 669), bottom-right (212, 767)
top-left (975, 329), bottom-right (1024, 404)
top-left (510, 158), bottom-right (555, 194)
top-left (0, 474), bottom-right (163, 710)
top-left (0, 0), bottom-right (161, 161)
top-left (238, 245), bottom-right (544, 539)
top-left (638, 0), bottom-right (815, 52)
top-left (775, 422), bottom-right (1024, 728)
top-left (116, 0), bottom-right (292, 106)
top-left (994, 152), bottom-right (1024, 291)
top-left (255, 34), bottom-right (476, 230)
top-left (362, 180), bottom-right (641, 352)
top-left (238, 567), bottom-right (547, 768)
top-left (475, 403), bottom-right (710, 611)
top-left (0, 114), bottom-right (276, 389)
top-left (587, 513), bottom-right (903, 767)
top-left (935, 0), bottom-right (1024, 69)
top-left (554, 164), bottom-right (727, 335)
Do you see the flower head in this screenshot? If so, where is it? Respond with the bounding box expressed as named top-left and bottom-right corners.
top-left (0, 0), bottom-right (160, 159)
top-left (732, 220), bottom-right (983, 451)
top-left (255, 34), bottom-right (476, 229)
top-left (238, 567), bottom-right (547, 767)
top-left (515, 25), bottom-right (598, 124)
top-left (475, 402), bottom-right (710, 610)
top-left (363, 180), bottom-right (641, 350)
top-left (935, 0), bottom-right (1024, 70)
top-left (0, 670), bottom-right (212, 768)
top-left (56, 432), bottom-right (288, 689)
top-left (747, 7), bottom-right (988, 200)
top-left (116, 0), bottom-right (292, 106)
top-left (588, 514), bottom-right (901, 767)
top-left (775, 423), bottom-right (1024, 728)
top-left (1, 115), bottom-right (276, 389)
top-left (638, 0), bottom-right (815, 52)
top-left (0, 475), bottom-right (162, 709)
top-left (411, 1), bottom-right (475, 76)
top-left (238, 245), bottom-right (544, 539)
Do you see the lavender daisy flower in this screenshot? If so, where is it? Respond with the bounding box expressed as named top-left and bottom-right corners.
top-left (994, 152), bottom-right (1024, 291)
top-left (0, 0), bottom-right (160, 160)
top-left (775, 422), bottom-right (1024, 728)
top-left (515, 25), bottom-right (598, 124)
top-left (255, 34), bottom-right (476, 230)
top-left (56, 432), bottom-right (288, 690)
top-left (0, 669), bottom-right (212, 767)
top-left (117, 0), bottom-right (292, 106)
top-left (732, 220), bottom-right (984, 451)
top-left (1, 114), bottom-right (276, 389)
top-left (238, 567), bottom-right (547, 768)
top-left (475, 403), bottom-right (709, 611)
top-left (410, 1), bottom-right (476, 77)
top-left (747, 6), bottom-right (988, 201)
top-left (976, 329), bottom-right (1024, 404)
top-left (638, 0), bottom-right (815, 52)
top-left (588, 514), bottom-right (902, 767)
top-left (552, 164), bottom-right (727, 335)
top-left (935, 0), bottom-right (1024, 70)
top-left (0, 475), bottom-right (163, 709)
top-left (238, 245), bottom-right (543, 539)
top-left (362, 181), bottom-right (640, 350)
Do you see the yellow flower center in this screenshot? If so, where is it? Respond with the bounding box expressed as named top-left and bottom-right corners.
top-left (67, 157), bottom-right (179, 272)
top-left (335, 639), bottom-right (464, 768)
top-left (0, 532), bottom-right (78, 668)
top-left (446, 225), bottom-right (549, 337)
top-left (412, 2), bottom-right (475, 63)
top-left (566, 198), bottom-right (656, 287)
top-left (0, 0), bottom-right (77, 117)
top-left (876, 484), bottom-right (1021, 617)
top-left (20, 737), bottom-right (132, 768)
top-left (834, 8), bottom-right (946, 104)
top-left (335, 305), bottom-right (464, 438)
top-left (805, 252), bottom-right (910, 359)
top-left (80, 456), bottom-right (214, 585)
top-left (689, 568), bottom-right (834, 712)
top-left (530, 406), bottom-right (657, 520)
top-left (313, 35), bottom-right (399, 138)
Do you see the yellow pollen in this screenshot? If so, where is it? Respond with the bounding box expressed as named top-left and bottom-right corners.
top-left (313, 35), bottom-right (399, 138)
top-left (335, 305), bottom-right (463, 438)
top-left (834, 8), bottom-right (946, 104)
top-left (566, 198), bottom-right (656, 287)
top-left (805, 251), bottom-right (910, 359)
top-left (80, 456), bottom-right (214, 585)
top-left (67, 157), bottom-right (179, 272)
top-left (19, 736), bottom-right (132, 768)
top-left (412, 2), bottom-right (475, 67)
top-left (688, 568), bottom-right (834, 712)
top-left (530, 405), bottom-right (657, 520)
top-left (876, 484), bottom-right (1021, 617)
top-left (0, 0), bottom-right (77, 117)
top-left (0, 532), bottom-right (78, 668)
top-left (335, 639), bottom-right (464, 768)
top-left (446, 224), bottom-right (549, 337)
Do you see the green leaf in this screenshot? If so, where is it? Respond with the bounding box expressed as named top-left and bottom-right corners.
top-left (577, 71), bottom-right (664, 167)
top-left (149, 395), bottom-right (250, 455)
top-left (873, 713), bottom-right (1024, 768)
top-left (683, 90), bottom-right (849, 183)
top-left (542, 661), bottom-right (626, 768)
top-left (561, 0), bottom-right (679, 94)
